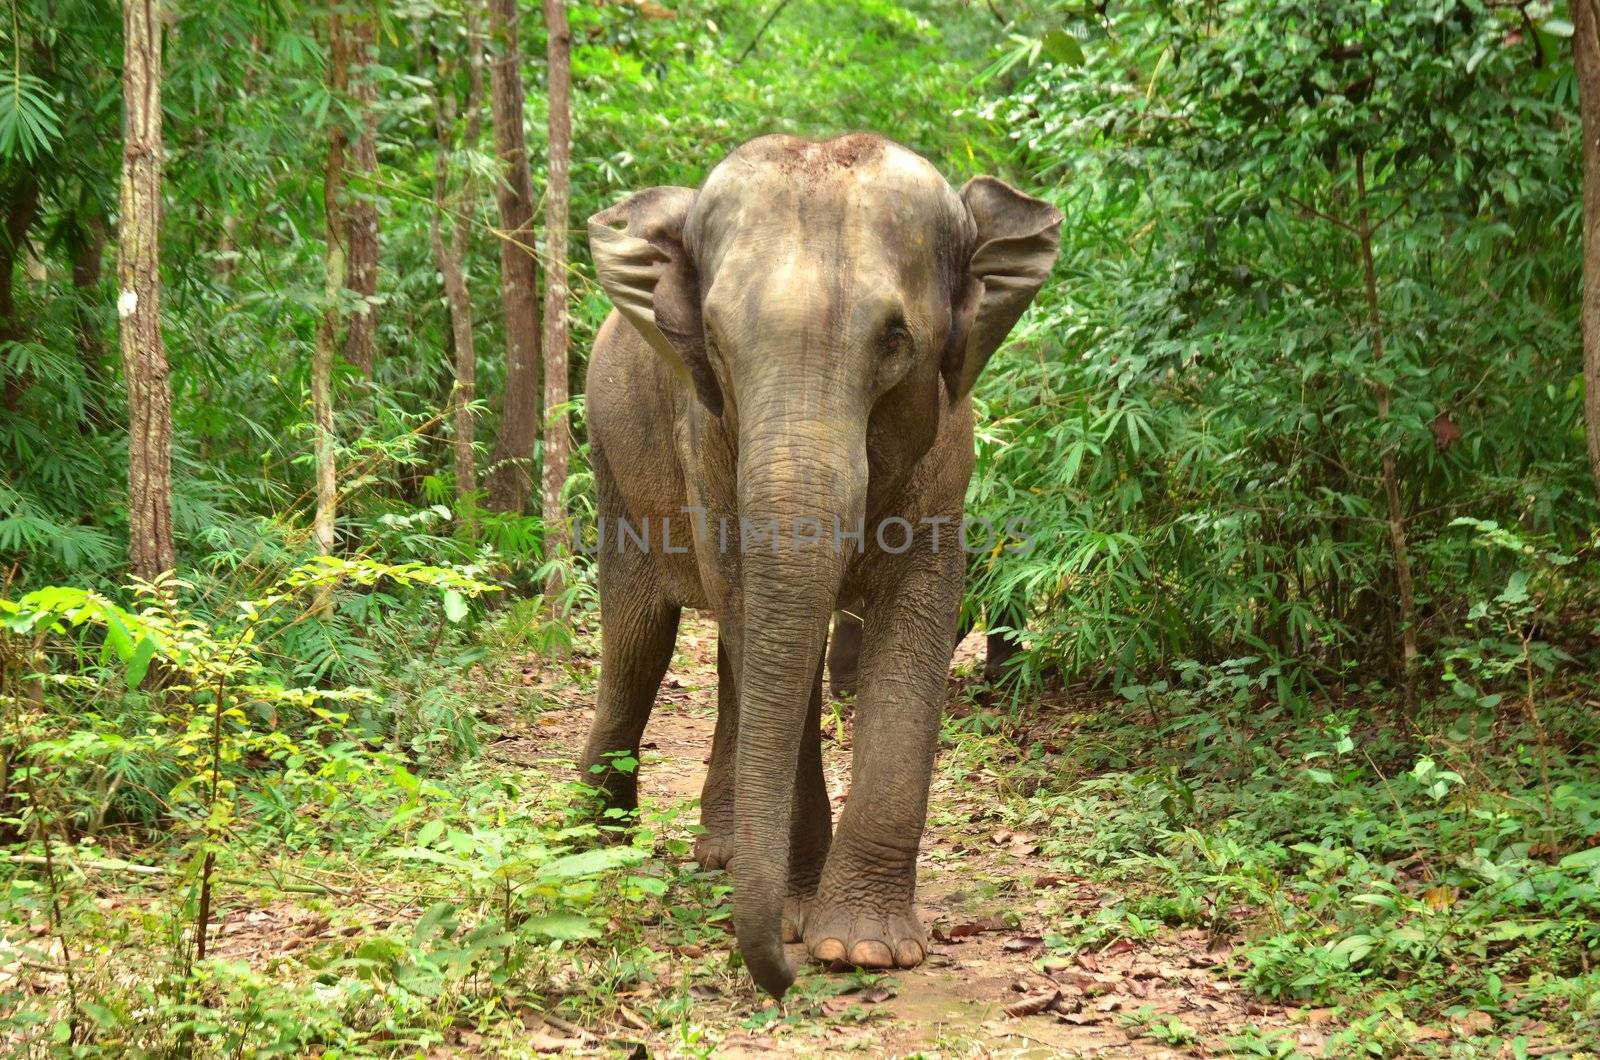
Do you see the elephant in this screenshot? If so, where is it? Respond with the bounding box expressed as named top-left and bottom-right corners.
top-left (576, 133), bottom-right (1062, 997)
top-left (826, 605), bottom-right (1027, 696)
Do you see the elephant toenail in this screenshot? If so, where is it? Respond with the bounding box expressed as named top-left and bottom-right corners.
top-left (812, 938), bottom-right (846, 962)
top-left (848, 940), bottom-right (894, 968)
top-left (895, 939), bottom-right (925, 967)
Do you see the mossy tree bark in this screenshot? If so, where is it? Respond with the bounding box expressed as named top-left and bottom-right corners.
top-left (343, 9), bottom-right (380, 379)
top-left (314, 0), bottom-right (350, 555)
top-left (541, 0), bottom-right (572, 601)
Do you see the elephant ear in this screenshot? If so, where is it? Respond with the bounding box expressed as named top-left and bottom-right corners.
top-left (588, 186), bottom-right (724, 415)
top-left (942, 176), bottom-right (1064, 403)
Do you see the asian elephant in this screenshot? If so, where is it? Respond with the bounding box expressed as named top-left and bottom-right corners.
top-left (576, 134), bottom-right (1062, 997)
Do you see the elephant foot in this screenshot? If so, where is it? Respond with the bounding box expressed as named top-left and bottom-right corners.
top-left (693, 832), bottom-right (735, 870)
top-left (782, 894), bottom-right (813, 943)
top-left (804, 902), bottom-right (925, 970)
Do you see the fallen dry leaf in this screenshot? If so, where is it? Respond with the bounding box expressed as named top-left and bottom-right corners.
top-left (1422, 885), bottom-right (1458, 911)
top-left (716, 1032), bottom-right (778, 1053)
top-left (1047, 971), bottom-right (1097, 993)
top-left (946, 915), bottom-right (1009, 939)
top-left (1058, 1010), bottom-right (1103, 1026)
top-left (1453, 1010), bottom-right (1494, 1037)
top-left (529, 1031), bottom-right (584, 1053)
top-left (1003, 934), bottom-right (1045, 952)
top-left (990, 829), bottom-right (1041, 856)
top-left (1004, 987), bottom-right (1061, 1018)
top-left (1102, 938), bottom-right (1134, 958)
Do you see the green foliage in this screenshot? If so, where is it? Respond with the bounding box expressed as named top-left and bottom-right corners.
top-left (0, 559), bottom-right (701, 1053)
top-left (3, 0), bottom-right (1600, 1050)
top-left (970, 0), bottom-right (1591, 692)
top-left (0, 73), bottom-right (61, 162)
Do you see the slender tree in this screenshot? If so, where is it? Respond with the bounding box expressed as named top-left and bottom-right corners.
top-left (69, 212), bottom-right (111, 427)
top-left (0, 174), bottom-right (39, 413)
top-left (343, 8), bottom-right (380, 378)
top-left (430, 11), bottom-right (485, 515)
top-left (314, 1), bottom-right (350, 554)
top-left (1353, 151), bottom-right (1418, 708)
top-left (540, 0), bottom-right (572, 600)
top-left (1577, 0), bottom-right (1600, 501)
top-left (484, 0), bottom-right (541, 513)
top-left (118, 0), bottom-right (176, 579)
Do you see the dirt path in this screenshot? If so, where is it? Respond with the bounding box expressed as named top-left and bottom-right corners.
top-left (499, 616), bottom-right (1330, 1057)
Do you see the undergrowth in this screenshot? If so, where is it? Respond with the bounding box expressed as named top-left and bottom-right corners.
top-left (949, 523), bottom-right (1600, 1056)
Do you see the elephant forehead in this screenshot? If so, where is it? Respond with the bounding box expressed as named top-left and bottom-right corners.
top-left (708, 133), bottom-right (944, 190)
top-left (689, 135), bottom-right (965, 266)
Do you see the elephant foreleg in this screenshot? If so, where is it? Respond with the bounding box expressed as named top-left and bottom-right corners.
top-left (805, 547), bottom-right (960, 970)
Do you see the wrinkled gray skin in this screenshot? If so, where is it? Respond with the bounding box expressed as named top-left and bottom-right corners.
top-left (577, 134), bottom-right (1062, 997)
top-left (827, 608), bottom-right (1025, 695)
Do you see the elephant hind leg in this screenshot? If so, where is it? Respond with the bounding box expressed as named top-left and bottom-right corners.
top-left (696, 636), bottom-right (738, 869)
top-left (578, 588), bottom-right (680, 824)
top-left (827, 610), bottom-right (863, 697)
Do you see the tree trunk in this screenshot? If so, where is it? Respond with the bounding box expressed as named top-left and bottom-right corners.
top-left (485, 0), bottom-right (541, 513)
top-left (430, 11), bottom-right (485, 520)
top-left (541, 0), bottom-right (572, 600)
top-left (118, 0), bottom-right (176, 580)
top-left (71, 213), bottom-right (111, 428)
top-left (1354, 150), bottom-right (1418, 709)
top-left (0, 175), bottom-right (40, 413)
top-left (1576, 0), bottom-right (1600, 501)
top-left (314, 1), bottom-right (349, 554)
top-left (343, 11), bottom-right (380, 379)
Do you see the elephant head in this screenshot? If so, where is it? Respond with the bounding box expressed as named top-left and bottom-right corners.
top-left (589, 135), bottom-right (1061, 995)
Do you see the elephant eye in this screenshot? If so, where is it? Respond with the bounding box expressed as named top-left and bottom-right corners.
top-left (882, 317), bottom-right (911, 358)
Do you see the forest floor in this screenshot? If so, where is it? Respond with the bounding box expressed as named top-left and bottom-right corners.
top-left (466, 615), bottom-right (1341, 1057)
top-left (10, 613), bottom-right (1592, 1058)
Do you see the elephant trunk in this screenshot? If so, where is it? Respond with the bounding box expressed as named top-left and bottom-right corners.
top-left (732, 404), bottom-right (865, 997)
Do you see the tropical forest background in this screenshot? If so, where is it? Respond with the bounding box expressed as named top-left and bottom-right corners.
top-left (4, 0), bottom-right (1600, 1055)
